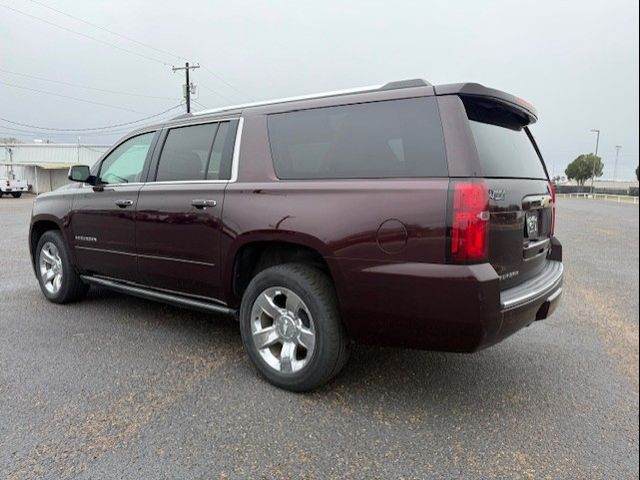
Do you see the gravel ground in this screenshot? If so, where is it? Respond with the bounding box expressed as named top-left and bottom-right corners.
top-left (0, 196), bottom-right (638, 479)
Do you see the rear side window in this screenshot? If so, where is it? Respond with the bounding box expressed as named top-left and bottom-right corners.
top-left (268, 97), bottom-right (447, 179)
top-left (156, 123), bottom-right (217, 182)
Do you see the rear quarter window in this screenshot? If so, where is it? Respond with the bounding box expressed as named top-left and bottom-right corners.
top-left (267, 97), bottom-right (447, 179)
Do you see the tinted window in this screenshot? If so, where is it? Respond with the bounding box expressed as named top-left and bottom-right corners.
top-left (99, 132), bottom-right (154, 184)
top-left (207, 122), bottom-right (229, 180)
top-left (268, 97), bottom-right (447, 179)
top-left (156, 123), bottom-right (217, 181)
top-left (469, 121), bottom-right (547, 179)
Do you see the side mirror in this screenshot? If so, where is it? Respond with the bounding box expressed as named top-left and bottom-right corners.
top-left (68, 165), bottom-right (93, 183)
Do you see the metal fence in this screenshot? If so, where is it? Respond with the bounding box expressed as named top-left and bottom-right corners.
top-left (557, 193), bottom-right (639, 204)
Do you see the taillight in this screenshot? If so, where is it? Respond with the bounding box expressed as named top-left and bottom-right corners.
top-left (450, 181), bottom-right (489, 263)
top-left (5, 180), bottom-right (9, 187)
top-left (549, 181), bottom-right (556, 236)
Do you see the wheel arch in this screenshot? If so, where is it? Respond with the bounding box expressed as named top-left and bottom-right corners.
top-left (29, 216), bottom-right (66, 272)
top-left (225, 232), bottom-right (341, 306)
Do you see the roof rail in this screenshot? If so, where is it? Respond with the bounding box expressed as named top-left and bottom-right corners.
top-left (380, 78), bottom-right (431, 90)
top-left (191, 78), bottom-right (431, 117)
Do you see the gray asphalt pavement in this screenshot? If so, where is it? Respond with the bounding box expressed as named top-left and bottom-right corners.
top-left (0, 196), bottom-right (638, 479)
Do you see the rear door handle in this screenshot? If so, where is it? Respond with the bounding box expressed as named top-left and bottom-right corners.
top-left (191, 199), bottom-right (217, 209)
top-left (115, 199), bottom-right (134, 208)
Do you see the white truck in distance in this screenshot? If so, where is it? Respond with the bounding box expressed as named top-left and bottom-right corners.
top-left (0, 177), bottom-right (28, 198)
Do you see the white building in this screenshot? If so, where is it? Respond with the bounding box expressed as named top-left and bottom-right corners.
top-left (0, 143), bottom-right (109, 194)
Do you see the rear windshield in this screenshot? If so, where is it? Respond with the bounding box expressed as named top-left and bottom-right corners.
top-left (267, 97), bottom-right (447, 179)
top-left (469, 120), bottom-right (547, 179)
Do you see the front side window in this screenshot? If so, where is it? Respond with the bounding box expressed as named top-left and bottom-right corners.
top-left (155, 123), bottom-right (218, 182)
top-left (267, 97), bottom-right (448, 179)
top-left (98, 132), bottom-right (155, 184)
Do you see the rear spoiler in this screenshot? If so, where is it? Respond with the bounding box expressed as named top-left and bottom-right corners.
top-left (434, 83), bottom-right (538, 125)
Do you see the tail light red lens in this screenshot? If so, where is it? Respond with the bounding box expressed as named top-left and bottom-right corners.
top-left (450, 181), bottom-right (489, 263)
top-left (549, 181), bottom-right (556, 236)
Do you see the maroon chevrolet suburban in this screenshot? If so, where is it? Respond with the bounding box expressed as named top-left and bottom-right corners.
top-left (30, 79), bottom-right (563, 391)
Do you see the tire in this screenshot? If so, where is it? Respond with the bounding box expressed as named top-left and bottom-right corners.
top-left (11, 192), bottom-right (22, 198)
top-left (35, 230), bottom-right (89, 304)
top-left (239, 263), bottom-right (350, 392)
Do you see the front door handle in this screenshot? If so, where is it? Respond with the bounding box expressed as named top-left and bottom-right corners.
top-left (191, 199), bottom-right (217, 209)
top-left (115, 199), bottom-right (134, 208)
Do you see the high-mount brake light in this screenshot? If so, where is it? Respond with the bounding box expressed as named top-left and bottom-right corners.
top-left (450, 181), bottom-right (490, 263)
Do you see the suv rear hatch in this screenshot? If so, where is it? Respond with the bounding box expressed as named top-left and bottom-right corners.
top-left (459, 93), bottom-right (555, 290)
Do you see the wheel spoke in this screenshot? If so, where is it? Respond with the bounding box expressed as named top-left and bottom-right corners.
top-left (297, 327), bottom-right (315, 352)
top-left (53, 273), bottom-right (62, 291)
top-left (254, 292), bottom-right (281, 319)
top-left (253, 326), bottom-right (279, 349)
top-left (280, 341), bottom-right (296, 373)
top-left (43, 269), bottom-right (55, 282)
top-left (41, 249), bottom-right (56, 264)
top-left (285, 293), bottom-right (303, 316)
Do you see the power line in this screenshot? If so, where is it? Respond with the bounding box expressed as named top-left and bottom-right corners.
top-left (20, 0), bottom-right (252, 102)
top-left (0, 68), bottom-right (179, 101)
top-left (200, 65), bottom-right (254, 101)
top-left (1, 80), bottom-right (153, 114)
top-left (192, 99), bottom-right (209, 110)
top-left (0, 124), bottom-right (136, 138)
top-left (26, 0), bottom-right (187, 63)
top-left (0, 104), bottom-right (183, 132)
top-left (0, 3), bottom-right (171, 66)
top-left (197, 83), bottom-right (237, 104)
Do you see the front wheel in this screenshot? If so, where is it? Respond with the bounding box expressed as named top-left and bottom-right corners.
top-left (239, 263), bottom-right (350, 392)
top-left (11, 192), bottom-right (22, 198)
top-left (35, 230), bottom-right (89, 303)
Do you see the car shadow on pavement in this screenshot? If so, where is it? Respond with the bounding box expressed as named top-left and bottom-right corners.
top-left (78, 287), bottom-right (571, 419)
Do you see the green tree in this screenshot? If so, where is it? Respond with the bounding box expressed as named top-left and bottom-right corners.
top-left (0, 137), bottom-right (19, 144)
top-left (565, 154), bottom-right (603, 186)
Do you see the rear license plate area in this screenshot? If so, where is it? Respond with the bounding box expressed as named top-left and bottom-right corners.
top-left (525, 210), bottom-right (539, 238)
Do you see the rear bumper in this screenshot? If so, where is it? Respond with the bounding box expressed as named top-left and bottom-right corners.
top-left (494, 260), bottom-right (563, 347)
top-left (330, 243), bottom-right (563, 352)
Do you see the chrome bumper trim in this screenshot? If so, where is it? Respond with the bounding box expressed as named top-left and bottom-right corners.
top-left (501, 260), bottom-right (563, 311)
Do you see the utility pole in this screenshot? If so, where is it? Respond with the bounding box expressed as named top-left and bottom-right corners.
top-left (614, 145), bottom-right (622, 182)
top-left (172, 62), bottom-right (200, 113)
top-left (589, 129), bottom-right (600, 194)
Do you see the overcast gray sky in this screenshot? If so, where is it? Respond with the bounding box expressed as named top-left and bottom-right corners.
top-left (1, 0), bottom-right (638, 179)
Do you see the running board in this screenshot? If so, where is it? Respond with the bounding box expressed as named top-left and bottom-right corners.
top-left (80, 275), bottom-right (237, 317)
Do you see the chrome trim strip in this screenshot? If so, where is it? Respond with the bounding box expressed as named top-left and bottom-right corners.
top-left (165, 116), bottom-right (240, 128)
top-left (75, 246), bottom-right (215, 267)
top-left (501, 260), bottom-right (563, 311)
top-left (76, 246), bottom-right (136, 256)
top-left (81, 275), bottom-right (236, 316)
top-left (193, 85), bottom-right (384, 116)
top-left (230, 117), bottom-right (243, 182)
top-left (138, 253), bottom-right (215, 268)
top-left (142, 180), bottom-right (228, 186)
top-left (82, 117), bottom-right (244, 188)
top-left (80, 182), bottom-right (144, 189)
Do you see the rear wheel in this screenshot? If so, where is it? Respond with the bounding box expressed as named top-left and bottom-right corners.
top-left (36, 230), bottom-right (88, 303)
top-left (11, 192), bottom-right (22, 198)
top-left (239, 263), bottom-right (349, 391)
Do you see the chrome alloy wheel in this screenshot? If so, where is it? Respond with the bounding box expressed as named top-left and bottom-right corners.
top-left (39, 241), bottom-right (63, 295)
top-left (250, 287), bottom-right (316, 374)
